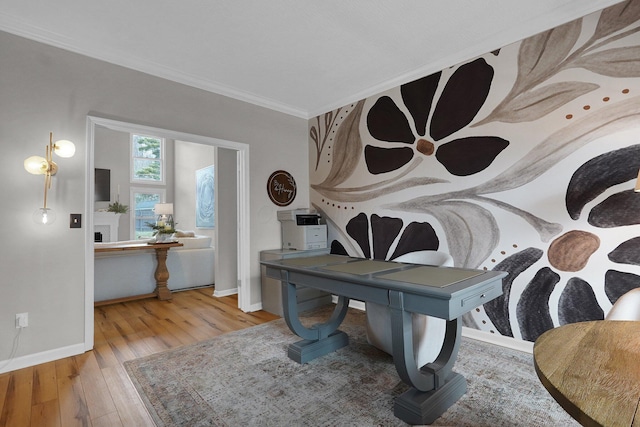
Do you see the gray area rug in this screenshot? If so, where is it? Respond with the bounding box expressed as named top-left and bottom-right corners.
top-left (124, 308), bottom-right (578, 426)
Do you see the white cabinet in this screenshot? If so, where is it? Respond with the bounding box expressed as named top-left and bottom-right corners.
top-left (260, 248), bottom-right (332, 316)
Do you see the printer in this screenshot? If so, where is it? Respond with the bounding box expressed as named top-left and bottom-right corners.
top-left (277, 209), bottom-right (327, 250)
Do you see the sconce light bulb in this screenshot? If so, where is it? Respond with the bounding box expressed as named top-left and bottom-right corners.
top-left (33, 207), bottom-right (56, 225)
top-left (24, 156), bottom-right (48, 175)
top-left (53, 139), bottom-right (76, 158)
top-left (24, 134), bottom-right (73, 225)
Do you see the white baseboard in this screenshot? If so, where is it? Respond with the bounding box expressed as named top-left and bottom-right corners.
top-left (0, 342), bottom-right (86, 375)
top-left (247, 302), bottom-right (264, 312)
top-left (333, 296), bottom-right (533, 354)
top-left (213, 287), bottom-right (238, 298)
top-left (462, 327), bottom-right (533, 354)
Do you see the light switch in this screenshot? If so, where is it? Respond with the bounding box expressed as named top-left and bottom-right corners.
top-left (70, 213), bottom-right (82, 228)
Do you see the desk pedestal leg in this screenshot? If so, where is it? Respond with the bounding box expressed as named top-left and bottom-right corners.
top-left (281, 273), bottom-right (349, 364)
top-left (153, 247), bottom-right (172, 301)
top-left (390, 291), bottom-right (466, 425)
top-left (394, 372), bottom-right (466, 425)
top-left (287, 329), bottom-right (350, 364)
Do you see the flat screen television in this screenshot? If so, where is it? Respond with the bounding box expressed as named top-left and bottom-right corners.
top-left (95, 168), bottom-right (111, 202)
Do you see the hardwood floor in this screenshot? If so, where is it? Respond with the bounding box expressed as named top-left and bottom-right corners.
top-left (0, 287), bottom-right (280, 427)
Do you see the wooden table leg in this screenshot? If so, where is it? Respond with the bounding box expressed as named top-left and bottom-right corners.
top-left (153, 247), bottom-right (173, 300)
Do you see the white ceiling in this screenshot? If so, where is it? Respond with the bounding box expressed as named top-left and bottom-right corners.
top-left (0, 0), bottom-right (624, 118)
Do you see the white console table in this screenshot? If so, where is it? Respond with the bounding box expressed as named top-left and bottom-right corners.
top-left (94, 212), bottom-right (121, 242)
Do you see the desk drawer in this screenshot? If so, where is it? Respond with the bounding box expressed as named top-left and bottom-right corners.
top-left (461, 283), bottom-right (501, 308)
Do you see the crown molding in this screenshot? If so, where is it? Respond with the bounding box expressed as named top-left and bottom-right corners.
top-left (0, 12), bottom-right (309, 119)
top-left (0, 0), bottom-right (623, 121)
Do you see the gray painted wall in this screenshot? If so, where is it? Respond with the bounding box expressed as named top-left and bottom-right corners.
top-left (0, 30), bottom-right (308, 371)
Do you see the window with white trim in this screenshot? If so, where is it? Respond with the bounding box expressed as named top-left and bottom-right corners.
top-left (130, 187), bottom-right (166, 240)
top-left (131, 134), bottom-right (165, 184)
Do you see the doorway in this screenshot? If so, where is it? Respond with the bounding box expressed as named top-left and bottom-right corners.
top-left (84, 116), bottom-right (251, 350)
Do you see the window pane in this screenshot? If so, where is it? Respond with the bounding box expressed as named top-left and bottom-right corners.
top-left (131, 134), bottom-right (164, 184)
top-left (134, 159), bottom-right (161, 181)
top-left (134, 192), bottom-right (161, 239)
top-left (133, 135), bottom-right (161, 159)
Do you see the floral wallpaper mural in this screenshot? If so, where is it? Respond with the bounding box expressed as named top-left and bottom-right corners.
top-left (308, 0), bottom-right (640, 342)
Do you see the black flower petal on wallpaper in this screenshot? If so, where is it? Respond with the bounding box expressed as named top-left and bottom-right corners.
top-left (364, 145), bottom-right (414, 174)
top-left (517, 267), bottom-right (560, 342)
top-left (346, 213), bottom-right (371, 259)
top-left (588, 190), bottom-right (640, 228)
top-left (363, 56), bottom-right (507, 178)
top-left (558, 277), bottom-right (604, 324)
top-left (330, 240), bottom-right (349, 256)
top-left (436, 136), bottom-right (509, 176)
top-left (608, 236), bottom-right (640, 266)
top-left (389, 222), bottom-right (439, 260)
top-left (484, 247), bottom-right (543, 337)
top-left (604, 269), bottom-right (640, 303)
top-left (371, 214), bottom-right (403, 260)
top-left (366, 96), bottom-right (415, 143)
top-left (400, 72), bottom-right (441, 136)
top-left (430, 58), bottom-right (494, 141)
top-left (565, 144), bottom-right (640, 220)
top-left (345, 213), bottom-right (442, 262)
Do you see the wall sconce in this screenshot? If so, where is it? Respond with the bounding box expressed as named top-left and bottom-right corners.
top-left (24, 132), bottom-right (76, 225)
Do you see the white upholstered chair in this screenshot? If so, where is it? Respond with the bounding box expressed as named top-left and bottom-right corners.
top-left (365, 250), bottom-right (454, 367)
top-left (605, 288), bottom-right (640, 321)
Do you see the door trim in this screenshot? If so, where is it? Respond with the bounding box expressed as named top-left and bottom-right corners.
top-left (84, 115), bottom-right (251, 350)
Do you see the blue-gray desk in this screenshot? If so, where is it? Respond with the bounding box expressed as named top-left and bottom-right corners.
top-left (261, 254), bottom-right (507, 425)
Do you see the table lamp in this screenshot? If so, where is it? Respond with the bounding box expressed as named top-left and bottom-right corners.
top-left (154, 203), bottom-right (174, 230)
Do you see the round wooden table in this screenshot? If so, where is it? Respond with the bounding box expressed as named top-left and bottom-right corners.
top-left (533, 321), bottom-right (640, 427)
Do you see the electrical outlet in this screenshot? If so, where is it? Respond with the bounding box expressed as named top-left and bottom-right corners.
top-left (15, 313), bottom-right (28, 328)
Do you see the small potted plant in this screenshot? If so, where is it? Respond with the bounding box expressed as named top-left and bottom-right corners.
top-left (107, 201), bottom-right (129, 214)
